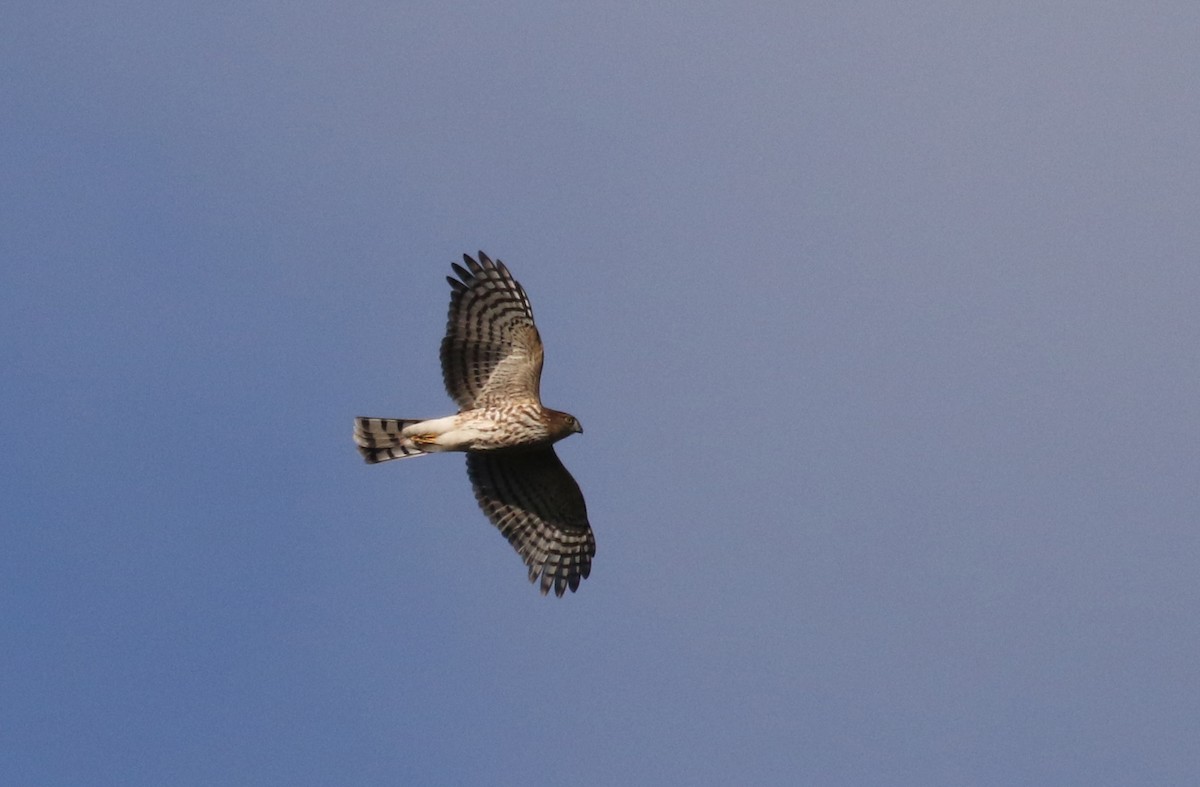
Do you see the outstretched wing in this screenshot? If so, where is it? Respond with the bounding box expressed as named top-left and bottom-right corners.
top-left (441, 252), bottom-right (544, 410)
top-left (466, 449), bottom-right (594, 597)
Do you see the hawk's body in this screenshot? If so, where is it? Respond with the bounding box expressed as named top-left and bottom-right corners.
top-left (354, 253), bottom-right (593, 596)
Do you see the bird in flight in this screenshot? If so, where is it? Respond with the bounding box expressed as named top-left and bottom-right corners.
top-left (354, 252), bottom-right (594, 596)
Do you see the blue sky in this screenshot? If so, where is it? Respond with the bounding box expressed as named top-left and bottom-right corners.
top-left (4, 3), bottom-right (1199, 784)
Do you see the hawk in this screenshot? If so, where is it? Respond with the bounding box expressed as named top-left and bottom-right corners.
top-left (354, 252), bottom-right (594, 596)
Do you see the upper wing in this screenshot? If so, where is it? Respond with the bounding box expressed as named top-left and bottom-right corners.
top-left (440, 252), bottom-right (544, 410)
top-left (466, 449), bottom-right (594, 597)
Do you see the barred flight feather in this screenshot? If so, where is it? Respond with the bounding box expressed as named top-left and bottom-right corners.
top-left (440, 252), bottom-right (543, 410)
top-left (466, 450), bottom-right (594, 597)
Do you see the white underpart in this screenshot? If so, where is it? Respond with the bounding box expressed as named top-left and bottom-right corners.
top-left (401, 413), bottom-right (496, 452)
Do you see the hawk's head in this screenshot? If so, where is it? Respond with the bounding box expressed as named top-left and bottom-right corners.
top-left (546, 409), bottom-right (583, 440)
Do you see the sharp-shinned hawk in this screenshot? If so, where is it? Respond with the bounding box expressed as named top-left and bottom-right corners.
top-left (354, 252), bottom-right (593, 596)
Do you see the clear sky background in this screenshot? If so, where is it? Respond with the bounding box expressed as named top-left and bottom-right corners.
top-left (4, 3), bottom-right (1199, 785)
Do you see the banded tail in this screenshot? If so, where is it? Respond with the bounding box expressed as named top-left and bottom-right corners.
top-left (354, 417), bottom-right (430, 463)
